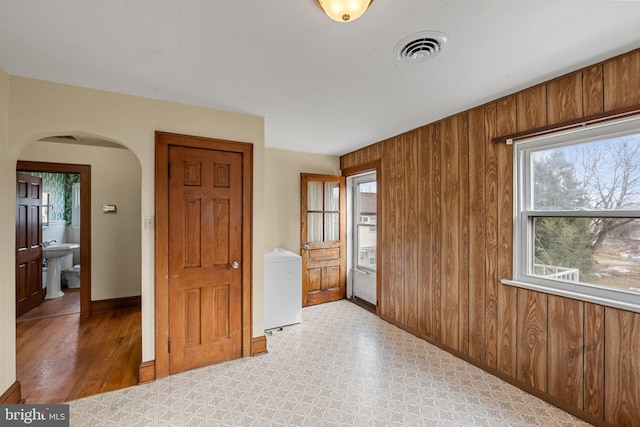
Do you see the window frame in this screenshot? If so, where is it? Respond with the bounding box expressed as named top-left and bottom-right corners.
top-left (504, 115), bottom-right (640, 314)
top-left (353, 172), bottom-right (377, 273)
top-left (42, 191), bottom-right (50, 227)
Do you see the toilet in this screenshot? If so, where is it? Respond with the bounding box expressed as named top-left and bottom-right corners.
top-left (63, 265), bottom-right (81, 288)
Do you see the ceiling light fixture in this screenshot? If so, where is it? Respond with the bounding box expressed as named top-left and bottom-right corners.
top-left (316, 0), bottom-right (373, 23)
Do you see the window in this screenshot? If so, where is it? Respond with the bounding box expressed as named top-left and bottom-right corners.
top-left (71, 182), bottom-right (81, 228)
top-left (508, 116), bottom-right (640, 313)
top-left (42, 192), bottom-right (50, 226)
top-left (355, 177), bottom-right (377, 271)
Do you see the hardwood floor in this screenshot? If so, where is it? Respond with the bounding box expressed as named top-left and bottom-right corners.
top-left (16, 305), bottom-right (141, 404)
top-left (17, 288), bottom-right (80, 322)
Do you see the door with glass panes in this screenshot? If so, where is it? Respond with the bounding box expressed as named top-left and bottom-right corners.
top-left (300, 173), bottom-right (346, 306)
top-left (351, 172), bottom-right (377, 305)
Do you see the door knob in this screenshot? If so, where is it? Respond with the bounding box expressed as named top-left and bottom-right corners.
top-left (302, 244), bottom-right (310, 250)
top-left (231, 261), bottom-right (239, 269)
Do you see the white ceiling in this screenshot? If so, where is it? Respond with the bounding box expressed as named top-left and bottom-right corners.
top-left (1, 1), bottom-right (639, 156)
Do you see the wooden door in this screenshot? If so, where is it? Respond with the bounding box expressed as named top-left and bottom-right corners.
top-left (300, 173), bottom-right (346, 307)
top-left (168, 146), bottom-right (243, 374)
top-left (16, 173), bottom-right (43, 317)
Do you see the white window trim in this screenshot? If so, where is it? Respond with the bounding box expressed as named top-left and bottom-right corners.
top-left (504, 115), bottom-right (640, 314)
top-left (352, 172), bottom-right (377, 273)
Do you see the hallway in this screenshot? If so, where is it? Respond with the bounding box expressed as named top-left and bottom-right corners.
top-left (17, 288), bottom-right (80, 322)
top-left (16, 299), bottom-right (141, 404)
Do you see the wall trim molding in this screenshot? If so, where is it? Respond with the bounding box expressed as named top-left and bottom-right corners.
top-left (251, 336), bottom-right (268, 356)
top-left (0, 381), bottom-right (22, 404)
top-left (341, 160), bottom-right (381, 178)
top-left (493, 103), bottom-right (640, 145)
top-left (379, 314), bottom-right (611, 427)
top-left (138, 360), bottom-right (156, 384)
top-left (91, 295), bottom-right (141, 313)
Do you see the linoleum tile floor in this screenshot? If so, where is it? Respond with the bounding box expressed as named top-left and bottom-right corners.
top-left (69, 300), bottom-right (591, 426)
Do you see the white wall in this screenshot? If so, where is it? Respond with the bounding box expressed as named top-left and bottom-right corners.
top-left (42, 221), bottom-right (67, 245)
top-left (0, 74), bottom-right (265, 396)
top-left (19, 141), bottom-right (142, 300)
top-left (0, 65), bottom-right (15, 397)
top-left (264, 148), bottom-right (341, 254)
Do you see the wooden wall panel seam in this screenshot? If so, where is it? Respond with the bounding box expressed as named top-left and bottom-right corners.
top-left (497, 96), bottom-right (517, 378)
top-left (394, 136), bottom-right (406, 325)
top-left (458, 113), bottom-right (471, 355)
top-left (433, 123), bottom-right (442, 342)
top-left (484, 103), bottom-right (498, 369)
top-left (404, 132), bottom-right (418, 331)
top-left (468, 107), bottom-right (487, 361)
top-left (441, 117), bottom-right (460, 350)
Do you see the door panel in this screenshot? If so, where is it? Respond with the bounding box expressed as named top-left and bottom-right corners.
top-left (16, 173), bottom-right (43, 317)
top-left (168, 146), bottom-right (242, 374)
top-left (311, 247), bottom-right (340, 261)
top-left (300, 173), bottom-right (346, 307)
top-left (326, 265), bottom-right (340, 284)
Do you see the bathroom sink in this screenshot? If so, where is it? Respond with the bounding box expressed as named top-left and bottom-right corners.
top-left (42, 243), bottom-right (80, 259)
top-left (42, 243), bottom-right (80, 299)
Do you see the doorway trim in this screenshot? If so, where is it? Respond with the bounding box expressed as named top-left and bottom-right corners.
top-left (342, 160), bottom-right (381, 316)
top-left (16, 161), bottom-right (92, 315)
top-left (154, 131), bottom-right (253, 379)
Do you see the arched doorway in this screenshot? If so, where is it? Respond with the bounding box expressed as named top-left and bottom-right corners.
top-left (15, 133), bottom-right (143, 403)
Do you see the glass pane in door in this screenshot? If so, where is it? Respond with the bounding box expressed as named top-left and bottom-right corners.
top-left (325, 213), bottom-right (339, 241)
top-left (308, 213), bottom-right (323, 242)
top-left (325, 182), bottom-right (340, 211)
top-left (356, 178), bottom-right (377, 271)
top-left (308, 181), bottom-right (323, 211)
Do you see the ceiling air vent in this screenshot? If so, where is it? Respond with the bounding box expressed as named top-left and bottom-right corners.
top-left (394, 31), bottom-right (447, 63)
top-left (39, 135), bottom-right (82, 142)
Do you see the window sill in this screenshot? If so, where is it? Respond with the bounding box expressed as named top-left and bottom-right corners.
top-left (501, 278), bottom-right (640, 314)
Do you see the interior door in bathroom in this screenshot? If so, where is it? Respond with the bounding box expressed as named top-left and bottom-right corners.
top-left (16, 173), bottom-right (43, 317)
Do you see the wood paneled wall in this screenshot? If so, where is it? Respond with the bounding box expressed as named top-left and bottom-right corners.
top-left (341, 49), bottom-right (640, 427)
